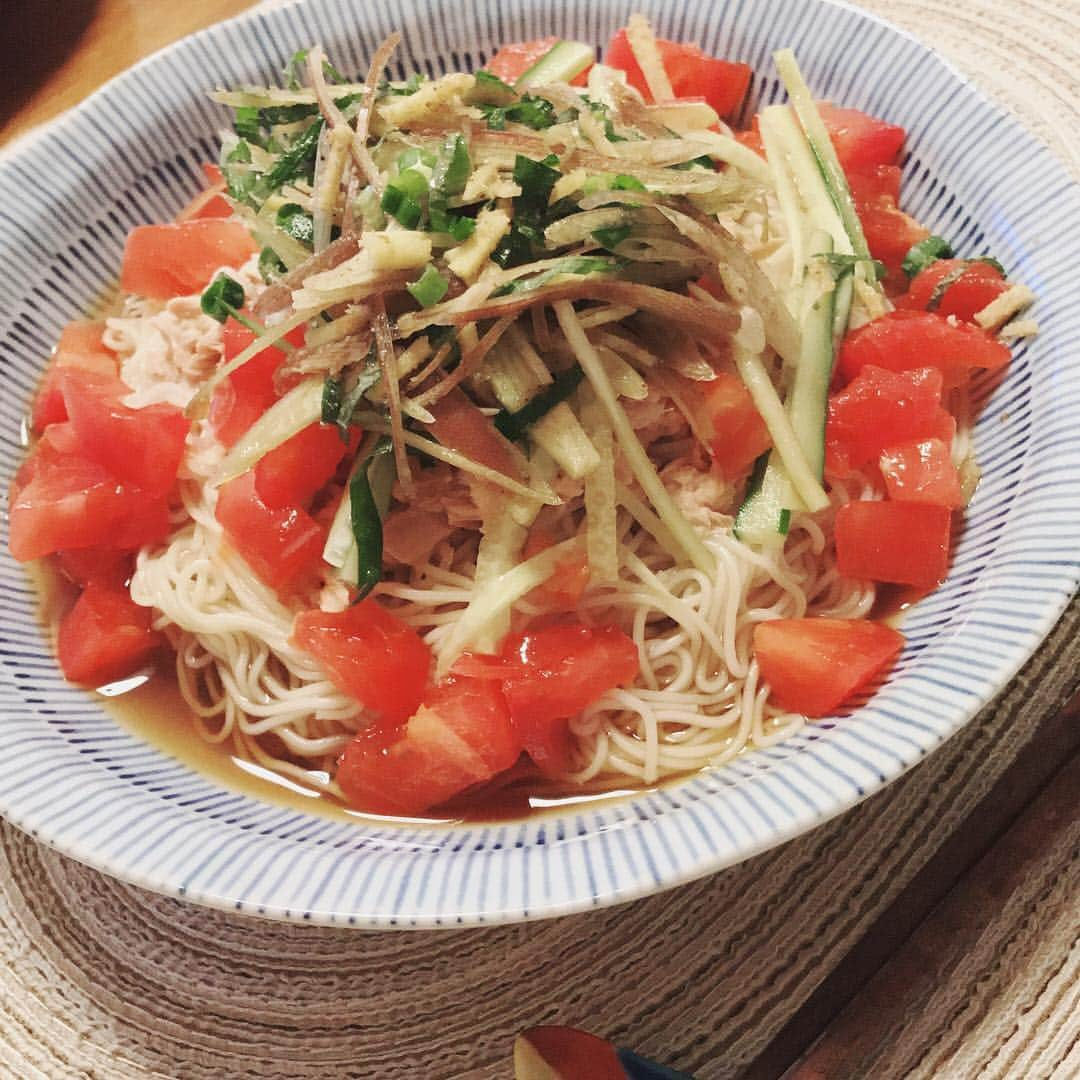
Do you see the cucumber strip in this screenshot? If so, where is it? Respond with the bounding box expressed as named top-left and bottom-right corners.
top-left (515, 40), bottom-right (594, 90)
top-left (732, 339), bottom-right (829, 513)
top-left (773, 49), bottom-right (877, 280)
top-left (789, 232), bottom-right (841, 479)
top-left (214, 376), bottom-right (324, 485)
top-left (734, 234), bottom-right (842, 544)
top-left (733, 452), bottom-right (793, 546)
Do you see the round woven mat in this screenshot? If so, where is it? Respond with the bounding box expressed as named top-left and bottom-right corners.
top-left (2, 3), bottom-right (1078, 1077)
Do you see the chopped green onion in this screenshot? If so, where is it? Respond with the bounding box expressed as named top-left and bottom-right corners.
top-left (349, 436), bottom-right (395, 600)
top-left (234, 106), bottom-right (262, 143)
top-left (472, 70), bottom-right (516, 106)
top-left (433, 134), bottom-right (471, 197)
top-left (258, 247), bottom-right (287, 282)
top-left (492, 255), bottom-right (622, 296)
top-left (378, 72), bottom-right (425, 97)
top-left (902, 235), bottom-right (954, 278)
top-left (263, 119), bottom-right (323, 191)
top-left (381, 167), bottom-right (429, 227)
top-left (284, 48), bottom-right (346, 88)
top-left (592, 225), bottom-right (631, 251)
top-left (494, 366), bottom-right (585, 441)
top-left (480, 92), bottom-right (558, 130)
top-left (406, 264), bottom-right (450, 307)
top-left (200, 273), bottom-right (246, 323)
top-left (397, 146), bottom-right (438, 171)
top-left (276, 202), bottom-right (315, 246)
top-left (322, 353), bottom-right (383, 440)
top-left (513, 153), bottom-right (561, 217)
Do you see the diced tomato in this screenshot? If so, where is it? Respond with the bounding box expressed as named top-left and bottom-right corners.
top-left (120, 219), bottom-right (257, 300)
top-left (502, 624), bottom-right (638, 775)
top-left (692, 371), bottom-right (772, 479)
top-left (214, 472), bottom-right (325, 593)
top-left (55, 548), bottom-right (134, 588)
top-left (59, 369), bottom-right (189, 495)
top-left (837, 309), bottom-right (1012, 389)
top-left (516, 1028), bottom-right (627, 1080)
top-left (848, 164), bottom-right (902, 204)
top-left (880, 438), bottom-right (963, 508)
top-left (293, 599), bottom-right (432, 727)
top-left (826, 365), bottom-right (954, 477)
top-left (177, 162), bottom-right (231, 221)
top-left (605, 29), bottom-right (752, 115)
top-left (427, 388), bottom-right (522, 481)
top-left (254, 422), bottom-right (350, 509)
top-left (32, 321), bottom-right (118, 431)
top-left (522, 526), bottom-right (590, 611)
top-left (9, 442), bottom-right (170, 563)
top-left (754, 617), bottom-right (904, 717)
top-left (485, 38), bottom-right (590, 86)
top-left (818, 104), bottom-right (906, 172)
top-left (209, 317), bottom-right (306, 448)
top-left (835, 500), bottom-right (952, 588)
top-left (848, 166), bottom-right (929, 285)
top-left (57, 582), bottom-right (162, 686)
top-left (334, 674), bottom-right (518, 816)
top-left (898, 259), bottom-right (1009, 322)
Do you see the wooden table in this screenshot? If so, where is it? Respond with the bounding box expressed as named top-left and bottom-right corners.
top-left (4, 3), bottom-right (1078, 1078)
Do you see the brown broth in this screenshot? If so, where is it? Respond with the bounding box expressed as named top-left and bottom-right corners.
top-left (28, 559), bottom-right (648, 825)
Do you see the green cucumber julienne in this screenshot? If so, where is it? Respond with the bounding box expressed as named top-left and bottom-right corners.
top-left (514, 40), bottom-right (595, 90)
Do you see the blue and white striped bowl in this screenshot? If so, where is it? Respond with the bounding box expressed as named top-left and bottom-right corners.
top-left (0, 0), bottom-right (1076, 927)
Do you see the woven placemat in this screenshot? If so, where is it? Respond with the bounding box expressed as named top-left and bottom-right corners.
top-left (1, 2), bottom-right (1077, 1077)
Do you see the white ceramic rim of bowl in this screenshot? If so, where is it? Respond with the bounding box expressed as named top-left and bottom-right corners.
top-left (0, 0), bottom-right (1076, 927)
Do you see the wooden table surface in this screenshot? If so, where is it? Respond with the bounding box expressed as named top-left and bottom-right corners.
top-left (5, 3), bottom-right (1079, 1078)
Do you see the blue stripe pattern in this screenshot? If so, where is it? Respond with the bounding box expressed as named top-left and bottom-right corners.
top-left (0, 0), bottom-right (1076, 927)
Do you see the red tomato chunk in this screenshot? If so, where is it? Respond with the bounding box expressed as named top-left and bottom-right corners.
top-left (254, 422), bottom-right (349, 509)
top-left (57, 582), bottom-right (162, 686)
top-left (826, 365), bottom-right (954, 477)
top-left (880, 439), bottom-right (963, 508)
top-left (835, 500), bottom-right (952, 588)
top-left (837, 309), bottom-right (1011, 388)
top-left (697, 371), bottom-right (772, 480)
top-left (209, 316), bottom-right (306, 448)
top-left (60, 369), bottom-right (190, 496)
top-left (754, 617), bottom-right (904, 717)
top-left (817, 104), bottom-right (906, 172)
top-left (292, 599), bottom-right (432, 728)
top-left (9, 427), bottom-right (171, 563)
top-left (605, 29), bottom-right (752, 115)
top-left (898, 259), bottom-right (1008, 322)
top-left (335, 675), bottom-right (518, 817)
top-left (455, 623), bottom-right (640, 776)
top-left (120, 220), bottom-right (257, 300)
top-left (214, 472), bottom-right (325, 594)
top-left (32, 321), bottom-right (119, 432)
